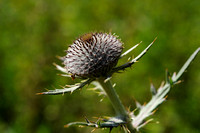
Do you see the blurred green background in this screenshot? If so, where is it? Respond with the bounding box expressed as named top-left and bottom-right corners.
top-left (0, 0), bottom-right (200, 133)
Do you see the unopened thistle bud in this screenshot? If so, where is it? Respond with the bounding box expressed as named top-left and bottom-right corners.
top-left (64, 32), bottom-right (123, 78)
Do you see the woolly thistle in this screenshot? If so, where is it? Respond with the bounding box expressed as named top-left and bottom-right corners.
top-left (38, 32), bottom-right (200, 133)
top-left (64, 33), bottom-right (123, 79)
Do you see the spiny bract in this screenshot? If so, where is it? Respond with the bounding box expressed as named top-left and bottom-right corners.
top-left (64, 32), bottom-right (123, 78)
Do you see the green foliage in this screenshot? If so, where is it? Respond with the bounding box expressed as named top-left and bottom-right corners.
top-left (0, 0), bottom-right (200, 132)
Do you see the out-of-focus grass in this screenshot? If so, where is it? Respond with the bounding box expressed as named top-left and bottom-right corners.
top-left (0, 0), bottom-right (199, 132)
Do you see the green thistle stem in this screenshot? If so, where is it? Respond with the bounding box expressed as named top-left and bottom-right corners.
top-left (97, 77), bottom-right (135, 132)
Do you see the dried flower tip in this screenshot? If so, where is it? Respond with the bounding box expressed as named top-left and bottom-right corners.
top-left (64, 33), bottom-right (123, 78)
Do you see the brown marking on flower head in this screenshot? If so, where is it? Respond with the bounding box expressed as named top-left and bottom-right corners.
top-left (80, 33), bottom-right (93, 43)
top-left (71, 74), bottom-right (75, 80)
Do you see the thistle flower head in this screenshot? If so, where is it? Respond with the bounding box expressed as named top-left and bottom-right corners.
top-left (64, 32), bottom-right (123, 78)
